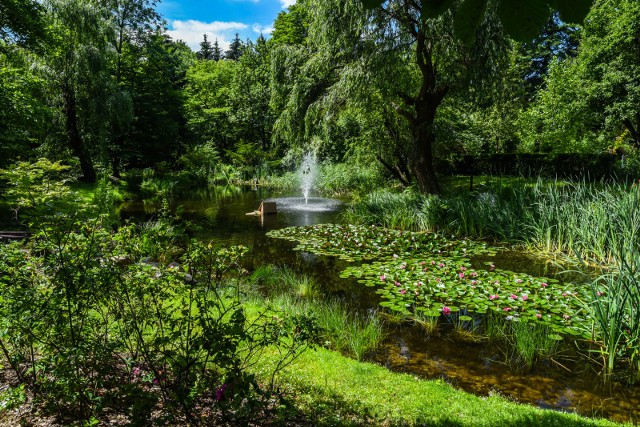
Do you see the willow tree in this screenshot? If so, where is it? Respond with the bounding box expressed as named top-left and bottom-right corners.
top-left (275, 0), bottom-right (594, 194)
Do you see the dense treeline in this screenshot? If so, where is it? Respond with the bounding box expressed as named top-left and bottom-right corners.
top-left (1, 0), bottom-right (638, 192)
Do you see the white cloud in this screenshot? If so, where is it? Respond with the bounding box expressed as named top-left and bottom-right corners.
top-left (166, 20), bottom-right (248, 51)
top-left (252, 24), bottom-right (274, 35)
top-left (280, 0), bottom-right (296, 8)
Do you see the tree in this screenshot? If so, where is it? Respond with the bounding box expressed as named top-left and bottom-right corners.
top-left (225, 33), bottom-right (244, 61)
top-left (45, 0), bottom-right (112, 182)
top-left (271, 2), bottom-right (309, 46)
top-left (0, 0), bottom-right (47, 47)
top-left (519, 0), bottom-right (640, 154)
top-left (102, 0), bottom-right (162, 176)
top-left (579, 0), bottom-right (640, 149)
top-left (197, 33), bottom-right (213, 60)
top-left (212, 38), bottom-right (222, 61)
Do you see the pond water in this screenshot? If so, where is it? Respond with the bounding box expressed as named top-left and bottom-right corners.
top-left (122, 186), bottom-right (639, 425)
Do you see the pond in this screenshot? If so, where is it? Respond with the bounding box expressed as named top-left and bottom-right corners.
top-left (122, 186), bottom-right (639, 425)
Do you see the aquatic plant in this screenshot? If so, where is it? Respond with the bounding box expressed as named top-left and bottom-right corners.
top-left (580, 241), bottom-right (640, 382)
top-left (343, 180), bottom-right (640, 265)
top-left (266, 223), bottom-right (494, 262)
top-left (344, 257), bottom-right (587, 338)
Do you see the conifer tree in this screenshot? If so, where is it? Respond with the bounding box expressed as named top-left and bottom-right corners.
top-left (225, 33), bottom-right (243, 61)
top-left (197, 34), bottom-right (213, 60)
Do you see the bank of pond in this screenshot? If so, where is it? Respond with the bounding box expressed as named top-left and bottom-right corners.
top-left (0, 182), bottom-right (638, 425)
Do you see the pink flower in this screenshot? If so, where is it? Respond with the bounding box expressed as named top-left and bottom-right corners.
top-left (394, 281), bottom-right (401, 287)
top-left (503, 307), bottom-right (511, 312)
top-left (541, 283), bottom-right (548, 288)
top-left (510, 294), bottom-right (518, 300)
top-left (431, 261), bottom-right (436, 265)
top-left (442, 306), bottom-right (451, 315)
top-left (521, 295), bottom-right (529, 301)
top-left (471, 280), bottom-right (477, 285)
top-left (400, 289), bottom-right (406, 295)
top-left (471, 271), bottom-right (478, 277)
top-left (562, 292), bottom-right (567, 297)
top-left (132, 367), bottom-right (141, 377)
top-left (438, 263), bottom-right (445, 267)
top-left (460, 266), bottom-right (467, 271)
top-left (596, 291), bottom-right (602, 297)
top-left (490, 264), bottom-right (495, 270)
top-left (536, 313), bottom-right (542, 319)
top-left (515, 278), bottom-right (523, 283)
top-left (459, 272), bottom-right (465, 279)
top-left (563, 314), bottom-right (570, 320)
top-left (489, 295), bottom-right (499, 301)
top-left (436, 278), bottom-right (441, 283)
top-left (417, 282), bottom-right (423, 287)
top-left (380, 275), bottom-right (386, 282)
top-left (400, 264), bottom-right (406, 269)
top-left (420, 261), bottom-right (426, 265)
top-left (215, 384), bottom-right (228, 401)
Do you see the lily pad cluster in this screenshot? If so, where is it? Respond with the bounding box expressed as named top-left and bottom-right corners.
top-left (266, 224), bottom-right (493, 262)
top-left (267, 224), bottom-right (594, 338)
top-left (342, 257), bottom-right (591, 338)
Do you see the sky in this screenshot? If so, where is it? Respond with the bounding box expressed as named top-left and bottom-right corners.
top-left (158, 0), bottom-right (296, 52)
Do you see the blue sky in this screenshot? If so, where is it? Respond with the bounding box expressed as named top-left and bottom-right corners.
top-left (159, 0), bottom-right (295, 51)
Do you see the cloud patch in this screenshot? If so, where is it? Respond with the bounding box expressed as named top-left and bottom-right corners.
top-left (280, 0), bottom-right (296, 8)
top-left (252, 24), bottom-right (274, 35)
top-left (166, 20), bottom-right (248, 51)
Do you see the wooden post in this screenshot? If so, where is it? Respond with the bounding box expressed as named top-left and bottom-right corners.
top-left (259, 201), bottom-right (277, 215)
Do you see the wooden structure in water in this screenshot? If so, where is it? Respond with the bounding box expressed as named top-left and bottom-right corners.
top-left (246, 201), bottom-right (277, 216)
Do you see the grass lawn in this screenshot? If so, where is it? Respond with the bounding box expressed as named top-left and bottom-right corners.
top-left (253, 346), bottom-right (628, 426)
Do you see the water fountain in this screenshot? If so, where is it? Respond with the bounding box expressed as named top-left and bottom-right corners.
top-left (299, 152), bottom-right (317, 205)
top-left (264, 152), bottom-right (341, 213)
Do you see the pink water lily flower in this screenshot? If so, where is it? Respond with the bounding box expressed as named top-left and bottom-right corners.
top-left (459, 272), bottom-right (465, 279)
top-left (380, 275), bottom-right (386, 282)
top-left (541, 282), bottom-right (548, 288)
top-left (536, 313), bottom-right (542, 319)
top-left (489, 295), bottom-right (499, 300)
top-left (442, 306), bottom-right (451, 315)
top-left (395, 281), bottom-right (401, 287)
top-left (521, 294), bottom-right (529, 301)
top-left (510, 294), bottom-right (518, 300)
top-left (400, 289), bottom-right (406, 295)
top-left (503, 307), bottom-right (511, 312)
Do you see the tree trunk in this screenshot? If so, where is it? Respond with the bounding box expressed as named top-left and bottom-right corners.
top-left (63, 83), bottom-right (96, 183)
top-left (411, 95), bottom-right (441, 194)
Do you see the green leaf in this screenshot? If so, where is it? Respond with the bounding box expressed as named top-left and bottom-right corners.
top-left (423, 0), bottom-right (456, 18)
top-left (498, 0), bottom-right (551, 42)
top-left (454, 0), bottom-right (489, 47)
top-left (362, 0), bottom-right (385, 9)
top-left (549, 0), bottom-right (592, 23)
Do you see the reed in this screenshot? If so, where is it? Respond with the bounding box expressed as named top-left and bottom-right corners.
top-left (582, 240), bottom-right (640, 382)
top-left (252, 267), bottom-right (385, 361)
top-left (345, 179), bottom-right (640, 265)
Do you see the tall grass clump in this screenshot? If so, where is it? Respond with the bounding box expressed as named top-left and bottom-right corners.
top-left (581, 241), bottom-right (640, 383)
top-left (347, 179), bottom-right (640, 265)
top-left (314, 303), bottom-right (385, 361)
top-left (484, 314), bottom-right (559, 370)
top-left (256, 266), bottom-right (386, 362)
top-left (316, 162), bottom-right (386, 197)
top-left (249, 265), bottom-right (319, 299)
top-left (343, 189), bottom-right (439, 231)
